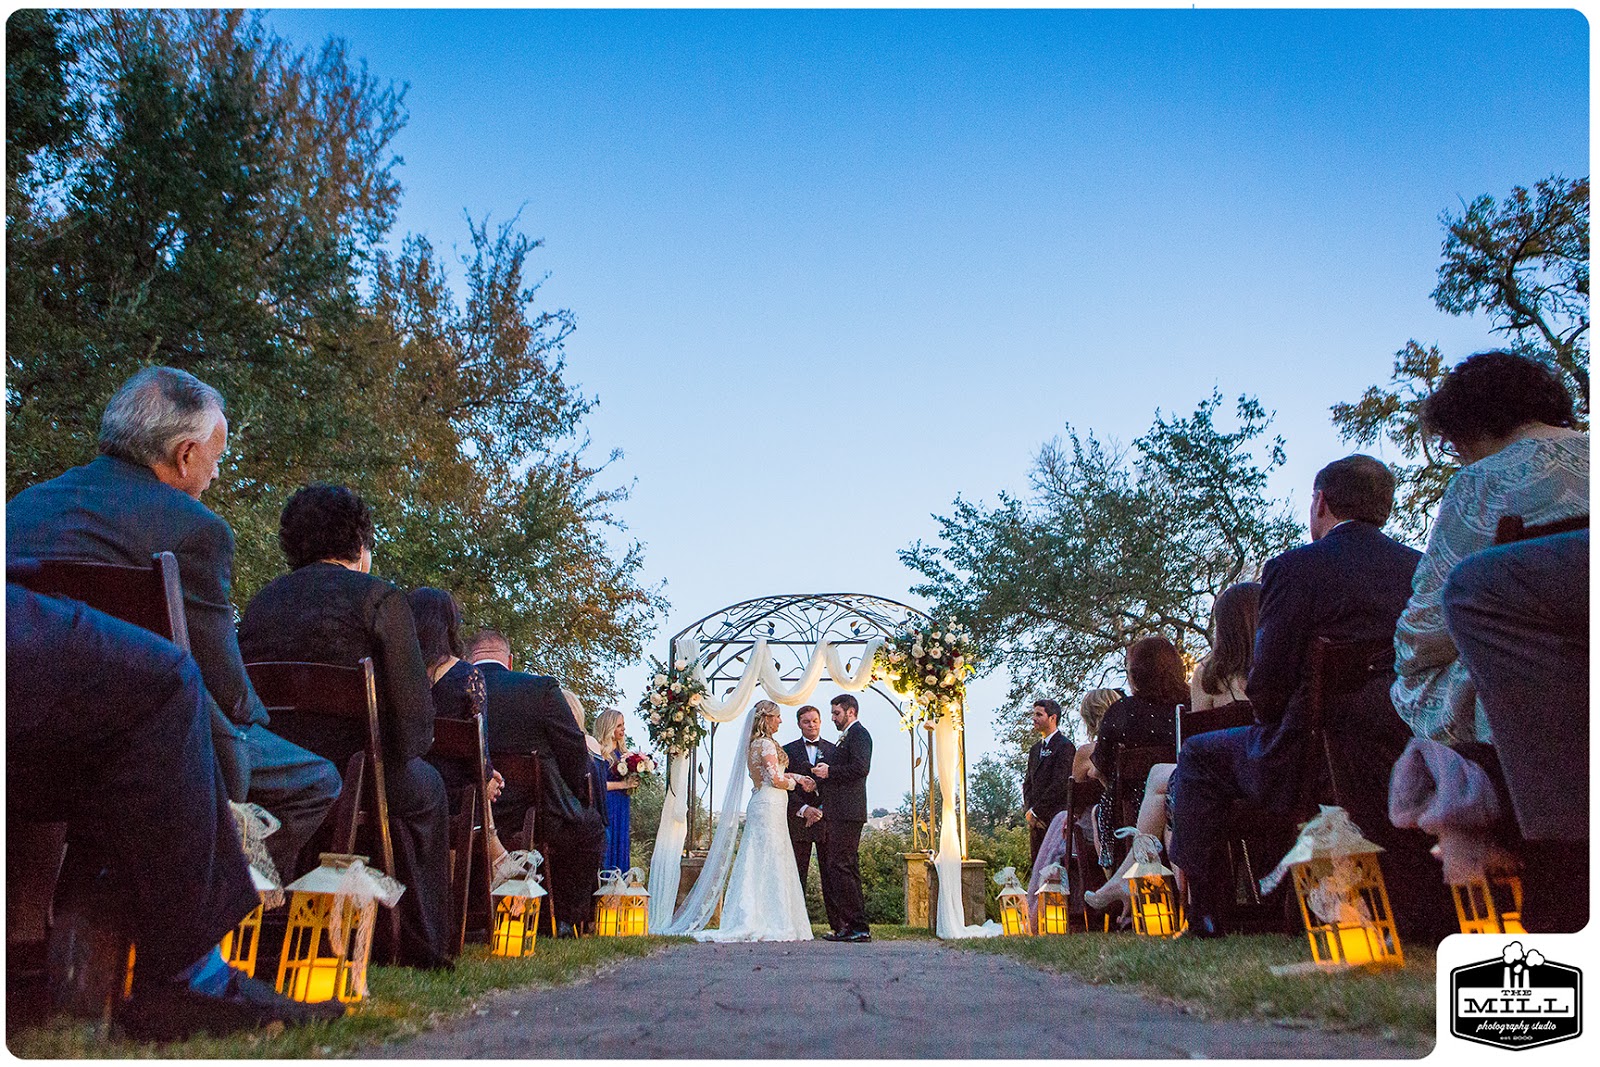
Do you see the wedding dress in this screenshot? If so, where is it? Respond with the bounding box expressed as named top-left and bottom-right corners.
top-left (691, 736), bottom-right (814, 943)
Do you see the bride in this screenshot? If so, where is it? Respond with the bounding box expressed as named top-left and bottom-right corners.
top-left (661, 700), bottom-right (815, 942)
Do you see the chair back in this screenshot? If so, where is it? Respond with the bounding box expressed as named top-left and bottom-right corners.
top-left (244, 659), bottom-right (397, 884)
top-left (430, 716), bottom-right (491, 780)
top-left (21, 553), bottom-right (189, 650)
top-left (1494, 513), bottom-right (1588, 545)
top-left (1301, 636), bottom-right (1396, 811)
top-left (1111, 743), bottom-right (1174, 830)
top-left (1177, 701), bottom-right (1256, 747)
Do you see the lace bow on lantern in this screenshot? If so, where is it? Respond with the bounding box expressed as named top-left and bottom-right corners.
top-left (491, 850), bottom-right (547, 915)
top-left (284, 854), bottom-right (406, 999)
top-left (993, 866), bottom-right (1028, 901)
top-left (1122, 832), bottom-right (1174, 881)
top-left (1259, 805), bottom-right (1385, 923)
top-left (594, 866), bottom-right (650, 897)
top-left (229, 801), bottom-right (285, 907)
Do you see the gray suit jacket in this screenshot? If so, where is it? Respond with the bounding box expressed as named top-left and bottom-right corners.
top-left (7, 454), bottom-right (269, 733)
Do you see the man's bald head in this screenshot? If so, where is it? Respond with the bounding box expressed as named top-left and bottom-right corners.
top-left (468, 629), bottom-right (512, 668)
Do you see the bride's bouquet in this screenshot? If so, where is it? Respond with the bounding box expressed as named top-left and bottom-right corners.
top-left (876, 616), bottom-right (978, 730)
top-left (638, 654), bottom-right (710, 754)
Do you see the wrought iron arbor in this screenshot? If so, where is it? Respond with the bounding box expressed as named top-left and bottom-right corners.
top-left (669, 592), bottom-right (968, 858)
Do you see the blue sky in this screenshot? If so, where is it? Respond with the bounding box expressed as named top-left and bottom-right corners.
top-left (265, 6), bottom-right (1588, 807)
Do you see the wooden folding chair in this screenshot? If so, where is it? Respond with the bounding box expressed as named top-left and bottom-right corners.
top-left (1495, 512), bottom-right (1588, 546)
top-left (244, 658), bottom-right (402, 961)
top-left (427, 714), bottom-right (496, 951)
top-left (9, 553), bottom-right (189, 1019)
top-left (490, 752), bottom-right (559, 938)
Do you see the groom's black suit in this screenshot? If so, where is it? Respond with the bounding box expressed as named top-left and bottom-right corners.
top-left (783, 735), bottom-right (837, 895)
top-left (820, 720), bottom-right (872, 936)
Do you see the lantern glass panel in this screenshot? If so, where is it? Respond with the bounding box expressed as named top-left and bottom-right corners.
top-left (999, 901), bottom-right (1028, 936)
top-left (620, 894), bottom-right (650, 937)
top-left (1036, 888), bottom-right (1071, 936)
top-left (491, 897), bottom-right (540, 957)
top-left (1130, 877), bottom-right (1176, 936)
top-left (276, 892), bottom-right (365, 1003)
top-left (1453, 873), bottom-right (1525, 935)
top-left (1290, 854), bottom-right (1402, 968)
top-left (221, 903), bottom-right (265, 977)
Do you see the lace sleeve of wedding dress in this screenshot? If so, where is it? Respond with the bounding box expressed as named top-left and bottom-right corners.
top-left (748, 738), bottom-right (791, 790)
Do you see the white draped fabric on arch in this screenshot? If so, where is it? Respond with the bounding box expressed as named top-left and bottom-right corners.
top-left (645, 595), bottom-right (997, 939)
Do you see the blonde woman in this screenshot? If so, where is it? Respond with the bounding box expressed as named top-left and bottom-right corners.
top-left (593, 708), bottom-right (639, 871)
top-left (678, 700), bottom-right (815, 942)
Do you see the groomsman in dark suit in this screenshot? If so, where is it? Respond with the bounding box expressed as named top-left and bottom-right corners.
top-left (815, 694), bottom-right (873, 942)
top-left (1022, 698), bottom-right (1073, 863)
top-left (782, 706), bottom-right (836, 904)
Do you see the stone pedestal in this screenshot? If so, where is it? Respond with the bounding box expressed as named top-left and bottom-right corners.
top-left (904, 853), bottom-right (988, 931)
top-left (676, 852), bottom-right (722, 928)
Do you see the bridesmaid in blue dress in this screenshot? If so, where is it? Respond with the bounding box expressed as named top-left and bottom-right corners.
top-left (593, 708), bottom-right (638, 872)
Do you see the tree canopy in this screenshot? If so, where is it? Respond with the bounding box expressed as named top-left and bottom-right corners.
top-left (1333, 175), bottom-right (1589, 540)
top-left (902, 391), bottom-right (1302, 754)
top-left (6, 9), bottom-right (662, 706)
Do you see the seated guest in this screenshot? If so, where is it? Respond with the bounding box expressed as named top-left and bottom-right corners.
top-left (1088, 637), bottom-right (1187, 882)
top-left (7, 574), bottom-right (342, 1039)
top-left (1393, 349), bottom-right (1588, 746)
top-left (408, 587), bottom-right (515, 880)
top-left (1023, 698), bottom-right (1073, 864)
top-left (237, 485), bottom-right (453, 969)
top-left (1087, 583), bottom-right (1260, 914)
top-left (1171, 455), bottom-right (1448, 941)
top-left (467, 630), bottom-right (598, 938)
top-left (1070, 688), bottom-right (1122, 784)
top-left (6, 366), bottom-right (339, 877)
top-left (1444, 530), bottom-right (1589, 932)
top-left (594, 708), bottom-right (640, 873)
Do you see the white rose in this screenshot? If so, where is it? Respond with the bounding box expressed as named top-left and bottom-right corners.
top-left (954, 655), bottom-right (965, 668)
top-left (674, 658), bottom-right (688, 671)
top-left (649, 692), bottom-right (666, 707)
top-left (911, 644), bottom-right (924, 658)
top-left (932, 631), bottom-right (942, 641)
top-left (941, 671), bottom-right (956, 687)
top-left (689, 692), bottom-right (703, 707)
top-left (654, 673), bottom-right (668, 687)
top-left (929, 645), bottom-right (942, 657)
top-left (924, 673), bottom-right (937, 685)
top-left (649, 712), bottom-right (660, 723)
top-left (890, 650), bottom-right (905, 663)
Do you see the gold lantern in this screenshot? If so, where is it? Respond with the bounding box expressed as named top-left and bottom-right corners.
top-left (1033, 863), bottom-right (1072, 936)
top-left (1262, 806), bottom-right (1402, 969)
top-left (1453, 868), bottom-right (1525, 935)
top-left (1122, 833), bottom-right (1178, 937)
top-left (993, 867), bottom-right (1030, 935)
top-left (276, 853), bottom-right (405, 1004)
top-left (593, 867), bottom-right (650, 937)
top-left (490, 851), bottom-right (547, 957)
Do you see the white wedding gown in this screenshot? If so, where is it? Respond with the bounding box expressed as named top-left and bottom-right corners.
top-left (692, 737), bottom-right (814, 943)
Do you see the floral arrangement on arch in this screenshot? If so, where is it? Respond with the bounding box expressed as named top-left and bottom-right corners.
top-left (875, 616), bottom-right (977, 729)
top-left (638, 654), bottom-right (710, 754)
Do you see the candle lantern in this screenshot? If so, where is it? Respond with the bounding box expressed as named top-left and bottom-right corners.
top-left (1122, 833), bottom-right (1179, 937)
top-left (1453, 868), bottom-right (1525, 935)
top-left (993, 867), bottom-right (1030, 935)
top-left (593, 867), bottom-right (650, 937)
top-left (1033, 863), bottom-right (1071, 936)
top-left (1261, 806), bottom-right (1402, 968)
top-left (490, 851), bottom-right (547, 957)
top-left (221, 802), bottom-right (286, 977)
top-left (276, 853), bottom-right (405, 1003)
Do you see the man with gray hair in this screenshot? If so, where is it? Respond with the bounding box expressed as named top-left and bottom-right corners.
top-left (7, 366), bottom-right (339, 875)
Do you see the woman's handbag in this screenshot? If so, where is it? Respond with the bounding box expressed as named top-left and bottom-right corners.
top-left (538, 752), bottom-right (605, 838)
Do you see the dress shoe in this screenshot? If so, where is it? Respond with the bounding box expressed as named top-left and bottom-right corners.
top-left (1174, 914), bottom-right (1225, 940)
top-left (120, 970), bottom-right (344, 1042)
top-left (844, 929), bottom-right (872, 943)
top-left (820, 930), bottom-right (849, 942)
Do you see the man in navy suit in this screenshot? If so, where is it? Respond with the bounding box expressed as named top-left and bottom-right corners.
top-left (814, 694), bottom-right (873, 942)
top-left (1170, 455), bottom-right (1439, 938)
top-left (1023, 698), bottom-right (1073, 863)
top-left (6, 367), bottom-right (338, 877)
top-left (782, 705), bottom-right (837, 910)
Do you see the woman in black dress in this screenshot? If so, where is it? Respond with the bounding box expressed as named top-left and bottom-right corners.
top-left (238, 484), bottom-right (454, 969)
top-left (408, 587), bottom-right (515, 880)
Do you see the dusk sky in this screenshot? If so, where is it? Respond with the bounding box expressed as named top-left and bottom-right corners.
top-left (266, 5), bottom-right (1588, 807)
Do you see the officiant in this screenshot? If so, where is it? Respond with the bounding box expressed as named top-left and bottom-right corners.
top-left (783, 705), bottom-right (835, 905)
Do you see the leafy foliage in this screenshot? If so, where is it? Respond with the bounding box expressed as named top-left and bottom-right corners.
top-left (5, 9), bottom-right (660, 707)
top-left (901, 391), bottom-right (1301, 751)
top-left (1333, 176), bottom-right (1589, 539)
top-left (965, 753), bottom-right (1023, 836)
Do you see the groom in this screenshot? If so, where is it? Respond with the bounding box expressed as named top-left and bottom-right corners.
top-left (814, 694), bottom-right (872, 942)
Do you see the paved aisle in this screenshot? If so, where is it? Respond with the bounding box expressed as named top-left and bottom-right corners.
top-left (386, 940), bottom-right (1417, 1059)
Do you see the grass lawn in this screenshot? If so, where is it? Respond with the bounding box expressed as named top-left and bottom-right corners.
top-left (7, 936), bottom-right (683, 1059)
top-left (955, 931), bottom-right (1436, 1051)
